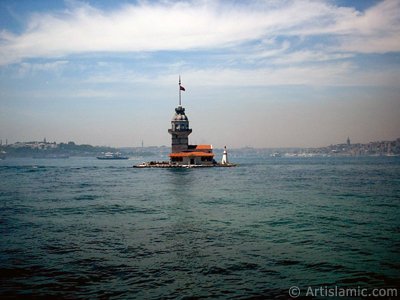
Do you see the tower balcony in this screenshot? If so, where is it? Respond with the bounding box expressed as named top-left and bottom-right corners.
top-left (168, 128), bottom-right (192, 135)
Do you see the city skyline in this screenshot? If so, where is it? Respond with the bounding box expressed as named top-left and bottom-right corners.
top-left (1, 0), bottom-right (399, 148)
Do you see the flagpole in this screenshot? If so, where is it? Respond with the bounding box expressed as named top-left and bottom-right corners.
top-left (179, 75), bottom-right (181, 106)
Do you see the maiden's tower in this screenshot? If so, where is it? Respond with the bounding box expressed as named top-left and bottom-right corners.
top-left (168, 77), bottom-right (215, 166)
top-left (135, 77), bottom-right (234, 168)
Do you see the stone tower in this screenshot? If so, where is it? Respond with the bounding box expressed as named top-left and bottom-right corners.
top-left (168, 77), bottom-right (192, 153)
top-left (168, 105), bottom-right (192, 153)
top-left (168, 77), bottom-right (214, 166)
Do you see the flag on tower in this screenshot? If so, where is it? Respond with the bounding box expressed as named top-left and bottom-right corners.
top-left (179, 75), bottom-right (185, 91)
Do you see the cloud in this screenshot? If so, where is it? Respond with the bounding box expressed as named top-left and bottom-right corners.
top-left (83, 60), bottom-right (400, 88)
top-left (16, 60), bottom-right (68, 76)
top-left (181, 63), bottom-right (355, 87)
top-left (0, 0), bottom-right (399, 66)
top-left (330, 1), bottom-right (400, 53)
top-left (271, 51), bottom-right (353, 65)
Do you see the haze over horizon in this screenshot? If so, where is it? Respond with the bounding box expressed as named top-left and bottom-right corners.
top-left (1, 0), bottom-right (399, 148)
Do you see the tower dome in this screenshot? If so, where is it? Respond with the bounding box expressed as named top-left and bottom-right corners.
top-left (170, 105), bottom-right (190, 133)
top-left (172, 111), bottom-right (188, 121)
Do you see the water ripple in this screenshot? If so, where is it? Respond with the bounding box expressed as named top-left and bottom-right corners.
top-left (1, 156), bottom-right (399, 298)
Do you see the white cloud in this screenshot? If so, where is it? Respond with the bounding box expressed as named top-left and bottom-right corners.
top-left (0, 0), bottom-right (399, 66)
top-left (16, 60), bottom-right (68, 76)
top-left (333, 1), bottom-right (400, 53)
top-left (181, 63), bottom-right (355, 87)
top-left (271, 51), bottom-right (353, 65)
top-left (83, 61), bottom-right (400, 88)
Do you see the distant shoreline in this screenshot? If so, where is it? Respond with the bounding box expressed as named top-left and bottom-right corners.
top-left (1, 137), bottom-right (399, 158)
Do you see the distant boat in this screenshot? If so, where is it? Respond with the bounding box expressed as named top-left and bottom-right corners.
top-left (0, 151), bottom-right (6, 160)
top-left (97, 152), bottom-right (129, 160)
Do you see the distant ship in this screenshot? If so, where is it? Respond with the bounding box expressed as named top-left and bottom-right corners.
top-left (97, 152), bottom-right (129, 160)
top-left (0, 151), bottom-right (6, 160)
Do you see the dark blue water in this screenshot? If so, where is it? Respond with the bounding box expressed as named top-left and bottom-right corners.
top-left (1, 156), bottom-right (399, 299)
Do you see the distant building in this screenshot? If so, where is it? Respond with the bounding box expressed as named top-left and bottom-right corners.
top-left (11, 140), bottom-right (57, 150)
top-left (168, 78), bottom-right (215, 166)
top-left (347, 137), bottom-right (351, 146)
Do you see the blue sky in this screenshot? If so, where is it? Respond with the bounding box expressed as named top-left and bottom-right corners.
top-left (0, 0), bottom-right (399, 148)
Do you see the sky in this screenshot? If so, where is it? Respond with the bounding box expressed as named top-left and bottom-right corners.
top-left (0, 0), bottom-right (399, 148)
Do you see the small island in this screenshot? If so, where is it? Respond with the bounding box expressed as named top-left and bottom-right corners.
top-left (134, 78), bottom-right (236, 168)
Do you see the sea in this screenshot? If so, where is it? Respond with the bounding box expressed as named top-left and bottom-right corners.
top-left (0, 155), bottom-right (399, 299)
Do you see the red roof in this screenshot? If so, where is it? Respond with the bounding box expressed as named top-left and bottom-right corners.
top-left (169, 151), bottom-right (214, 158)
top-left (194, 144), bottom-right (213, 150)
